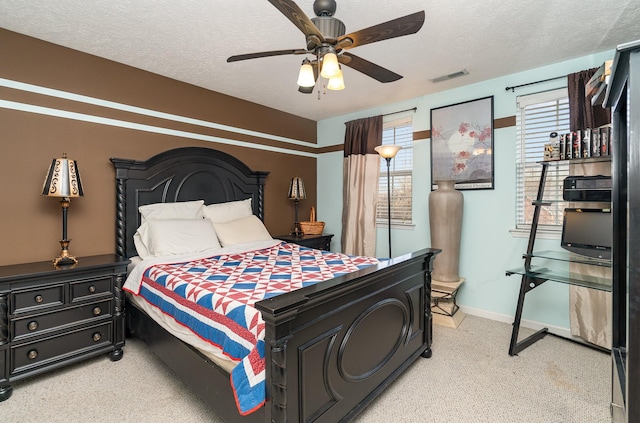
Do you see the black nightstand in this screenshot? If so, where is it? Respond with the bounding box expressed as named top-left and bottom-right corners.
top-left (277, 233), bottom-right (334, 251)
top-left (0, 254), bottom-right (129, 401)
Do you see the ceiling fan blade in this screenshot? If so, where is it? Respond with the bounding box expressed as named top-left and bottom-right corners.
top-left (339, 53), bottom-right (402, 83)
top-left (227, 49), bottom-right (308, 62)
top-left (268, 0), bottom-right (325, 49)
top-left (298, 62), bottom-right (319, 94)
top-left (336, 11), bottom-right (425, 50)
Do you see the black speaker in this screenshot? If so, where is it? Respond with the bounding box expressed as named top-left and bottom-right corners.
top-left (563, 176), bottom-right (611, 201)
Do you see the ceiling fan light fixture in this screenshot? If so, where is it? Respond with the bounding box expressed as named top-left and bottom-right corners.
top-left (327, 67), bottom-right (345, 90)
top-left (297, 60), bottom-right (316, 87)
top-left (320, 51), bottom-right (340, 78)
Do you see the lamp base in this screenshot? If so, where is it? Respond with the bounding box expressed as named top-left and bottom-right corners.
top-left (53, 239), bottom-right (78, 267)
top-left (290, 229), bottom-right (304, 237)
top-left (53, 255), bottom-right (78, 267)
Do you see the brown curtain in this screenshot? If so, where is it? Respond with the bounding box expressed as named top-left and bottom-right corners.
top-left (341, 116), bottom-right (382, 256)
top-left (568, 68), bottom-right (611, 132)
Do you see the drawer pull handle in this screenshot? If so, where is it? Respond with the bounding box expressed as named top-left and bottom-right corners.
top-left (34, 295), bottom-right (44, 303)
top-left (28, 321), bottom-right (39, 331)
top-left (89, 285), bottom-right (96, 293)
top-left (93, 306), bottom-right (102, 316)
top-left (28, 349), bottom-right (38, 360)
top-left (92, 332), bottom-right (102, 342)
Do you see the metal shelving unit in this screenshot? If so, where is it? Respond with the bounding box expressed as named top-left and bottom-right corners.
top-left (506, 157), bottom-right (611, 356)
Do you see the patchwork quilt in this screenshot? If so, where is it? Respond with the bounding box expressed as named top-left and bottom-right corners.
top-left (127, 241), bottom-right (379, 415)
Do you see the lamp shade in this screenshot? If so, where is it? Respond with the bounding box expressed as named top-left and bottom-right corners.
top-left (288, 177), bottom-right (306, 200)
top-left (42, 153), bottom-right (84, 198)
top-left (297, 60), bottom-right (316, 88)
top-left (327, 67), bottom-right (345, 91)
top-left (374, 145), bottom-right (402, 159)
top-left (320, 51), bottom-right (340, 79)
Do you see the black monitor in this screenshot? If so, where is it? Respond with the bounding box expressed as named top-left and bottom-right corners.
top-left (560, 208), bottom-right (612, 260)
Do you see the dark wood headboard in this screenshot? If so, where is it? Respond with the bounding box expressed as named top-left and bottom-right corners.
top-left (110, 147), bottom-right (269, 259)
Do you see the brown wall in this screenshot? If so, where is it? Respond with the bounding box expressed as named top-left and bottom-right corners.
top-left (0, 29), bottom-right (318, 266)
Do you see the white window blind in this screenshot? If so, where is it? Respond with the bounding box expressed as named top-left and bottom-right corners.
top-left (377, 115), bottom-right (413, 225)
top-left (516, 88), bottom-right (570, 230)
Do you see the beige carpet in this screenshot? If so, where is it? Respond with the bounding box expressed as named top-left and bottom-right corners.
top-left (0, 315), bottom-right (611, 422)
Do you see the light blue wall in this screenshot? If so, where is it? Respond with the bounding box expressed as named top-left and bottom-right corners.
top-left (317, 50), bottom-right (613, 331)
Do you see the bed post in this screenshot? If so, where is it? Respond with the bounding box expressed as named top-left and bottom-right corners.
top-left (111, 160), bottom-right (132, 259)
top-left (267, 335), bottom-right (290, 422)
top-left (422, 252), bottom-right (436, 358)
top-left (261, 306), bottom-right (297, 423)
top-left (114, 176), bottom-right (127, 259)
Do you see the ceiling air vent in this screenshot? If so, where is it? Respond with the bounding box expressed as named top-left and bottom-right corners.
top-left (430, 69), bottom-right (469, 83)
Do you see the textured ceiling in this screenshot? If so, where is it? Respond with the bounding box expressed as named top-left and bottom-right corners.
top-left (1, 0), bottom-right (639, 121)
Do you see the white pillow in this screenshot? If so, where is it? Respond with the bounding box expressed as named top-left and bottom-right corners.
top-left (135, 200), bottom-right (206, 257)
top-left (212, 215), bottom-right (272, 247)
top-left (139, 200), bottom-right (205, 224)
top-left (203, 198), bottom-right (253, 224)
top-left (134, 230), bottom-right (151, 259)
top-left (145, 219), bottom-right (221, 257)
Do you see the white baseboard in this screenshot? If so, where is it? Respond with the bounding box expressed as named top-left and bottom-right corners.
top-left (457, 306), bottom-right (611, 352)
top-left (459, 305), bottom-right (573, 341)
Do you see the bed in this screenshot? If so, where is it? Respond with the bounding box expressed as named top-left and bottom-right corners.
top-left (111, 146), bottom-right (440, 423)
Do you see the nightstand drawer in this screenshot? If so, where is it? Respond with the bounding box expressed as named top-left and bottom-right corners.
top-left (12, 299), bottom-right (112, 340)
top-left (12, 285), bottom-right (64, 313)
top-left (71, 277), bottom-right (112, 302)
top-left (11, 322), bottom-right (113, 374)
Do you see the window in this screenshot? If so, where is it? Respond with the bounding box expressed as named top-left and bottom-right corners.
top-left (377, 115), bottom-right (413, 225)
top-left (515, 88), bottom-right (570, 231)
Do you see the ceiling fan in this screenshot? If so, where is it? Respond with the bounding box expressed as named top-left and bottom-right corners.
top-left (227, 0), bottom-right (425, 94)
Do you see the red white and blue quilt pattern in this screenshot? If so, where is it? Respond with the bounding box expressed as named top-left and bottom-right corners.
top-left (133, 241), bottom-right (379, 415)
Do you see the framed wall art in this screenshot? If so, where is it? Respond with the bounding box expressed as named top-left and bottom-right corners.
top-left (430, 96), bottom-right (494, 190)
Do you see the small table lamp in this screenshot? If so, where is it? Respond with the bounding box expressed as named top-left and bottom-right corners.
top-left (288, 176), bottom-right (306, 237)
top-left (42, 153), bottom-right (84, 266)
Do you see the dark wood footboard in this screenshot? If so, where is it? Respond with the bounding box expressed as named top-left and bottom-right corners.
top-left (256, 248), bottom-right (439, 422)
top-left (126, 248), bottom-right (437, 423)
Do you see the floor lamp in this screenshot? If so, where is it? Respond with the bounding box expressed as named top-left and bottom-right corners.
top-left (375, 145), bottom-right (402, 258)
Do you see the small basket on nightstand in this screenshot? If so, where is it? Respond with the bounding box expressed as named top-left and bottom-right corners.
top-left (299, 221), bottom-right (325, 235)
top-left (299, 206), bottom-right (325, 235)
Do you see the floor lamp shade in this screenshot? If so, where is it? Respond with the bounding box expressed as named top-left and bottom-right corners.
top-left (374, 145), bottom-right (402, 159)
top-left (288, 177), bottom-right (306, 236)
top-left (42, 153), bottom-right (84, 266)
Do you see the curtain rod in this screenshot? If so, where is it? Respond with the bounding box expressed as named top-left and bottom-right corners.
top-left (505, 76), bottom-right (565, 92)
top-left (382, 107), bottom-right (417, 117)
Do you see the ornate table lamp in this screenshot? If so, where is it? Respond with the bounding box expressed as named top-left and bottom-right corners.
top-left (42, 153), bottom-right (84, 266)
top-left (288, 176), bottom-right (306, 237)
